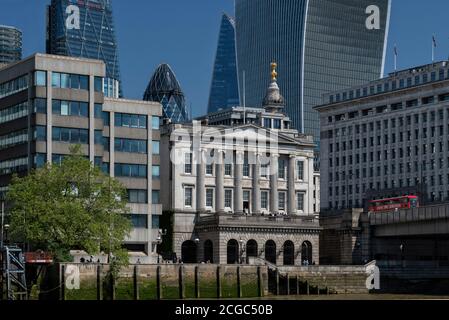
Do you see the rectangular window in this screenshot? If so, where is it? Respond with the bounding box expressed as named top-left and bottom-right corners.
top-left (102, 111), bottom-right (110, 126)
top-left (152, 116), bottom-right (160, 130)
top-left (115, 138), bottom-right (147, 154)
top-left (206, 164), bottom-right (213, 175)
top-left (52, 72), bottom-right (61, 87)
top-left (115, 113), bottom-right (147, 129)
top-left (115, 164), bottom-right (147, 178)
top-left (34, 71), bottom-right (46, 86)
top-left (261, 164), bottom-right (268, 178)
top-left (79, 75), bottom-right (89, 90)
top-left (297, 193), bottom-right (305, 211)
top-left (152, 141), bottom-right (160, 155)
top-left (152, 165), bottom-right (160, 179)
top-left (278, 192), bottom-right (286, 210)
top-left (152, 190), bottom-right (160, 204)
top-left (94, 104), bottom-right (102, 118)
top-left (297, 161), bottom-right (304, 180)
top-left (261, 191), bottom-right (268, 209)
top-left (94, 77), bottom-right (103, 92)
top-left (128, 214), bottom-right (148, 228)
top-left (152, 215), bottom-right (160, 229)
top-left (278, 159), bottom-right (285, 179)
top-left (225, 164), bottom-right (232, 176)
top-left (185, 153), bottom-right (192, 174)
top-left (206, 189), bottom-right (214, 207)
top-left (185, 187), bottom-right (193, 207)
top-left (127, 189), bottom-right (147, 203)
top-left (225, 189), bottom-right (232, 208)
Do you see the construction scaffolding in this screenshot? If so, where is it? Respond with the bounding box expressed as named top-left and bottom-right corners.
top-left (0, 246), bottom-right (28, 300)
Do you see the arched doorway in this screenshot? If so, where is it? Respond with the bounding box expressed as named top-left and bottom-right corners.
top-left (227, 239), bottom-right (239, 264)
top-left (283, 241), bottom-right (295, 265)
top-left (265, 240), bottom-right (277, 264)
top-left (204, 240), bottom-right (213, 263)
top-left (301, 241), bottom-right (313, 265)
top-left (246, 240), bottom-right (258, 263)
top-left (181, 241), bottom-right (197, 263)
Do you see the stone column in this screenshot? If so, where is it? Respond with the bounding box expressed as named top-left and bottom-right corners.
top-left (197, 149), bottom-right (206, 213)
top-left (252, 153), bottom-right (261, 215)
top-left (234, 151), bottom-right (244, 214)
top-left (270, 154), bottom-right (279, 214)
top-left (215, 150), bottom-right (225, 213)
top-left (288, 155), bottom-right (296, 215)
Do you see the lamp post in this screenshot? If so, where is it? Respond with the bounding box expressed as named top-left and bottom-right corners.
top-left (0, 201), bottom-right (4, 249)
top-left (400, 244), bottom-right (404, 266)
top-left (156, 229), bottom-right (167, 264)
top-left (194, 237), bottom-right (200, 263)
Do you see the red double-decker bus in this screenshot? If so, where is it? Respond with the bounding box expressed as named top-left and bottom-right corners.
top-left (368, 195), bottom-right (419, 213)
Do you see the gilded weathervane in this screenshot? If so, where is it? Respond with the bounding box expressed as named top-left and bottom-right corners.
top-left (271, 62), bottom-right (278, 81)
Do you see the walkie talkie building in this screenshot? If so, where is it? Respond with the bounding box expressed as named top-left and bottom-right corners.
top-left (235, 0), bottom-right (391, 148)
top-left (46, 0), bottom-right (122, 98)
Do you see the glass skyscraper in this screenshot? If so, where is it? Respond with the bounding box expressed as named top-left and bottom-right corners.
top-left (207, 13), bottom-right (240, 113)
top-left (0, 25), bottom-right (22, 67)
top-left (46, 0), bottom-right (122, 98)
top-left (143, 63), bottom-right (189, 124)
top-left (235, 0), bottom-right (391, 148)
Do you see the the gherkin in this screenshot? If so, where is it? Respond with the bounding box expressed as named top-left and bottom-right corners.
top-left (143, 64), bottom-right (189, 123)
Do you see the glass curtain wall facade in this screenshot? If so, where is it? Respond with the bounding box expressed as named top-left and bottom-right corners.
top-left (0, 25), bottom-right (22, 66)
top-left (46, 0), bottom-right (122, 98)
top-left (235, 0), bottom-right (391, 148)
top-left (143, 64), bottom-right (189, 123)
top-left (207, 13), bottom-right (240, 113)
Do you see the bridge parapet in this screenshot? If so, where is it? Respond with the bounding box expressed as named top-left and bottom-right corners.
top-left (370, 204), bottom-right (449, 226)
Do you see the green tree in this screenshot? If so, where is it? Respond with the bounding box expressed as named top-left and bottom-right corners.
top-left (7, 145), bottom-right (132, 268)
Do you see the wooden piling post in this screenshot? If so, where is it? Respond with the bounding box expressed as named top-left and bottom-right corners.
top-left (286, 274), bottom-right (290, 295)
top-left (306, 281), bottom-right (310, 295)
top-left (133, 265), bottom-right (139, 300)
top-left (194, 266), bottom-right (200, 299)
top-left (237, 266), bottom-right (242, 298)
top-left (97, 265), bottom-right (103, 300)
top-left (60, 264), bottom-right (65, 301)
top-left (275, 270), bottom-right (280, 295)
top-left (179, 265), bottom-right (185, 299)
top-left (257, 266), bottom-right (263, 297)
top-left (295, 275), bottom-right (299, 295)
top-left (216, 266), bottom-right (222, 299)
top-left (156, 266), bottom-right (162, 300)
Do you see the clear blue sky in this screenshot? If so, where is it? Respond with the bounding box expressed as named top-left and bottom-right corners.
top-left (1, 0), bottom-right (449, 116)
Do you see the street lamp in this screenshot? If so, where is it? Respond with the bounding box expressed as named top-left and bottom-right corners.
top-left (156, 229), bottom-right (167, 264)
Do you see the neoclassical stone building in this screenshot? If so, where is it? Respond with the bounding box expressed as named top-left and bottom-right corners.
top-left (160, 64), bottom-right (321, 265)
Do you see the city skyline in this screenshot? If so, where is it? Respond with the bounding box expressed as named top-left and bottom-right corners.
top-left (2, 1), bottom-right (449, 117)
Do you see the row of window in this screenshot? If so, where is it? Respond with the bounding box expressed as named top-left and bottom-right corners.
top-left (185, 187), bottom-right (306, 211)
top-left (0, 128), bottom-right (28, 151)
top-left (328, 109), bottom-right (448, 138)
top-left (330, 142), bottom-right (449, 168)
top-left (329, 69), bottom-right (449, 104)
top-left (33, 71), bottom-right (102, 93)
top-left (0, 156), bottom-right (28, 175)
top-left (184, 153), bottom-right (305, 180)
top-left (0, 101), bottom-right (28, 124)
top-left (127, 189), bottom-right (160, 204)
top-left (0, 74), bottom-right (28, 99)
top-left (52, 127), bottom-right (89, 144)
top-left (330, 157), bottom-right (449, 181)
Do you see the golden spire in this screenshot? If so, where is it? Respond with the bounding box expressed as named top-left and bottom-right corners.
top-left (271, 62), bottom-right (278, 81)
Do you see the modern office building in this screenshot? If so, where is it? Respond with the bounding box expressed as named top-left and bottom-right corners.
top-left (144, 63), bottom-right (189, 124)
top-left (0, 53), bottom-right (162, 262)
top-left (235, 0), bottom-right (391, 147)
top-left (0, 25), bottom-right (22, 67)
top-left (46, 0), bottom-right (122, 98)
top-left (207, 13), bottom-right (240, 113)
top-left (160, 66), bottom-right (320, 265)
top-left (315, 61), bottom-right (449, 211)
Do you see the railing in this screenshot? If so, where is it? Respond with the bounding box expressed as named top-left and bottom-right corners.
top-left (198, 213), bottom-right (320, 228)
top-left (370, 204), bottom-right (449, 225)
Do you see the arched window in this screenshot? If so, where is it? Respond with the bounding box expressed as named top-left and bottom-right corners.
top-left (283, 241), bottom-right (295, 265)
top-left (265, 240), bottom-right (277, 264)
top-left (246, 240), bottom-right (258, 263)
top-left (301, 241), bottom-right (313, 265)
top-left (204, 240), bottom-right (213, 263)
top-left (227, 239), bottom-right (239, 264)
top-left (181, 240), bottom-right (197, 263)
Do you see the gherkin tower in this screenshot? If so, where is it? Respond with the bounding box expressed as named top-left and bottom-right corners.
top-left (143, 64), bottom-right (189, 124)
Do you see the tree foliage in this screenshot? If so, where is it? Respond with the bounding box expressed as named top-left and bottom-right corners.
top-left (7, 145), bottom-right (132, 265)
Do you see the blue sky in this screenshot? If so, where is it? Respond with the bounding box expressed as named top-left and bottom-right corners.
top-left (1, 1), bottom-right (449, 116)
